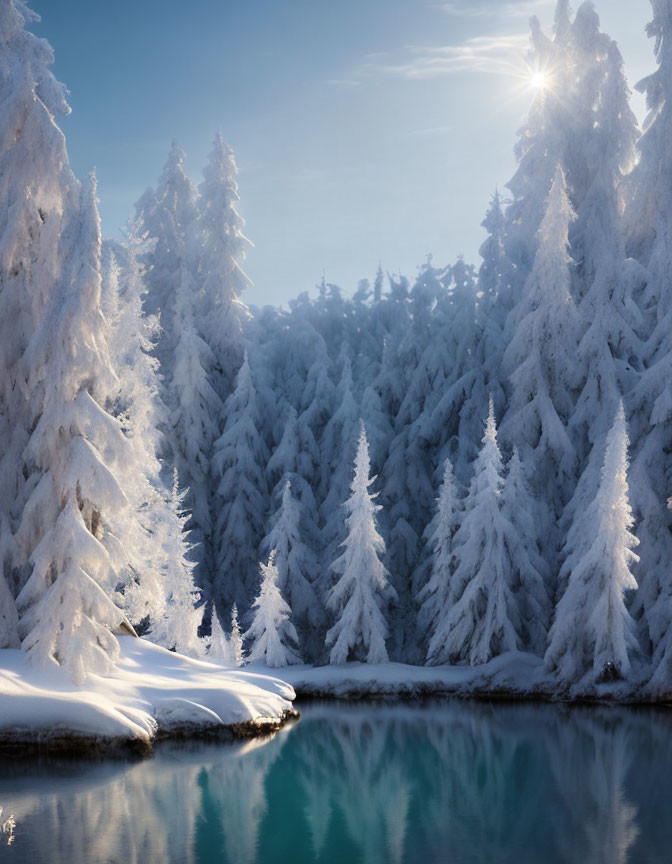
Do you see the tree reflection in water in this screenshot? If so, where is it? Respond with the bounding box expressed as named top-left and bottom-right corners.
top-left (2, 701), bottom-right (672, 863)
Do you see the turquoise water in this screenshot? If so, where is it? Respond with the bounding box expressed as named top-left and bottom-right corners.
top-left (1, 700), bottom-right (671, 863)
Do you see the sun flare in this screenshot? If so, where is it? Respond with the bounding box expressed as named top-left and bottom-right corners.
top-left (529, 71), bottom-right (548, 91)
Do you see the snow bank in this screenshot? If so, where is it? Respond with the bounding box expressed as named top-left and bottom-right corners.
top-left (265, 652), bottom-right (653, 703)
top-left (0, 636), bottom-right (295, 749)
top-left (252, 652), bottom-right (545, 700)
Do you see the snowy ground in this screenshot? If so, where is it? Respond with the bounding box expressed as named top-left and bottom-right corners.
top-left (248, 652), bottom-right (545, 700)
top-left (255, 652), bottom-right (651, 703)
top-left (0, 637), bottom-right (295, 750)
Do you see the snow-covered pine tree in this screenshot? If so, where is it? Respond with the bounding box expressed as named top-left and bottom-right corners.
top-left (101, 244), bottom-right (200, 646)
top-left (208, 605), bottom-right (231, 663)
top-left (326, 424), bottom-right (397, 664)
top-left (143, 470), bottom-right (203, 657)
top-left (197, 133), bottom-right (251, 397)
top-left (421, 257), bottom-right (480, 483)
top-left (261, 476), bottom-right (324, 653)
top-left (454, 192), bottom-right (514, 461)
top-left (15, 174), bottom-right (133, 683)
top-left (417, 458), bottom-right (460, 651)
top-left (319, 353), bottom-right (361, 577)
top-left (170, 258), bottom-right (222, 578)
top-left (360, 383), bottom-right (393, 478)
top-left (378, 423), bottom-right (418, 650)
top-left (545, 403), bottom-right (639, 687)
top-left (245, 551), bottom-right (302, 667)
top-left (501, 448), bottom-right (550, 655)
top-left (0, 0), bottom-right (78, 558)
top-left (502, 166), bottom-right (579, 518)
top-left (229, 603), bottom-right (244, 666)
top-left (0, 518), bottom-right (18, 648)
top-left (431, 400), bottom-right (521, 667)
top-left (0, 578), bottom-right (18, 649)
top-left (504, 10), bottom-right (571, 292)
top-left (134, 143), bottom-right (222, 590)
top-left (625, 0), bottom-right (672, 686)
top-left (628, 0), bottom-right (672, 283)
top-left (212, 351), bottom-right (269, 614)
top-left (135, 141), bottom-right (197, 358)
top-left (266, 404), bottom-right (319, 518)
top-left (563, 26), bottom-right (643, 578)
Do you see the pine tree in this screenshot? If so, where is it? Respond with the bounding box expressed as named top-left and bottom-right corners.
top-left (563, 13), bottom-right (643, 542)
top-left (208, 605), bottom-right (231, 663)
top-left (433, 401), bottom-right (522, 667)
top-left (134, 141), bottom-right (197, 356)
top-left (0, 0), bottom-right (78, 554)
top-left (15, 174), bottom-right (133, 683)
top-left (504, 12), bottom-right (571, 290)
top-left (326, 425), bottom-right (396, 664)
top-left (502, 448), bottom-right (550, 655)
top-left (134, 143), bottom-right (222, 588)
top-left (0, 518), bottom-right (18, 648)
top-left (102, 245), bottom-right (199, 644)
top-left (144, 470), bottom-right (202, 657)
top-left (417, 459), bottom-right (460, 652)
top-left (360, 383), bottom-right (393, 477)
top-left (628, 0), bottom-right (672, 287)
top-left (170, 260), bottom-right (222, 573)
top-left (212, 352), bottom-right (269, 613)
top-left (229, 603), bottom-right (245, 667)
top-left (319, 354), bottom-right (361, 576)
top-left (625, 0), bottom-right (672, 686)
top-left (545, 404), bottom-right (639, 687)
top-left (455, 192), bottom-right (514, 465)
top-left (422, 258), bottom-right (480, 482)
top-left (261, 477), bottom-right (324, 642)
top-left (245, 551), bottom-right (302, 667)
top-left (197, 133), bottom-right (251, 396)
top-left (502, 166), bottom-right (579, 516)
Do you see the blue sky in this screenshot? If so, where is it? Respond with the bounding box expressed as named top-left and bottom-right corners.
top-left (37, 0), bottom-right (652, 307)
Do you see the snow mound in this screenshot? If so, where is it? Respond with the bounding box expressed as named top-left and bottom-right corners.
top-left (0, 636), bottom-right (295, 747)
top-left (252, 652), bottom-right (544, 699)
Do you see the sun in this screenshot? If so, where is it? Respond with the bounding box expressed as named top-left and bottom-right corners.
top-left (529, 71), bottom-right (548, 91)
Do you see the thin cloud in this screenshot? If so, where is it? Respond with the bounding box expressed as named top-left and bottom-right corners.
top-left (437, 0), bottom-right (553, 19)
top-left (359, 33), bottom-right (529, 80)
top-left (408, 124), bottom-right (454, 137)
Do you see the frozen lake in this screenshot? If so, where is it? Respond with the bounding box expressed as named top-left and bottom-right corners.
top-left (1, 699), bottom-right (671, 863)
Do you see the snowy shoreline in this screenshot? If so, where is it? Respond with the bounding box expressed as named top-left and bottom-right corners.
top-left (269, 653), bottom-right (670, 707)
top-left (0, 637), bottom-right (297, 756)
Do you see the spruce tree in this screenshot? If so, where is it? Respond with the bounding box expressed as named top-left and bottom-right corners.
top-left (170, 260), bottom-right (222, 573)
top-left (212, 352), bottom-right (269, 613)
top-left (102, 246), bottom-right (199, 644)
top-left (417, 459), bottom-right (460, 653)
top-left (197, 133), bottom-right (251, 397)
top-left (502, 448), bottom-right (550, 655)
top-left (564, 13), bottom-right (642, 542)
top-left (0, 527), bottom-right (18, 649)
top-left (261, 476), bottom-right (324, 646)
top-left (626, 0), bottom-right (672, 683)
top-left (502, 166), bottom-right (579, 516)
top-left (326, 425), bottom-right (396, 664)
top-left (15, 175), bottom-right (133, 683)
top-left (0, 0), bottom-right (78, 554)
top-left (431, 401), bottom-right (521, 666)
top-left (319, 354), bottom-right (361, 575)
top-left (245, 552), bottom-right (302, 667)
top-left (229, 603), bottom-right (244, 667)
top-left (546, 404), bottom-right (639, 687)
top-left (208, 606), bottom-right (231, 663)
top-left (134, 141), bottom-right (197, 358)
top-left (134, 143), bottom-right (222, 588)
